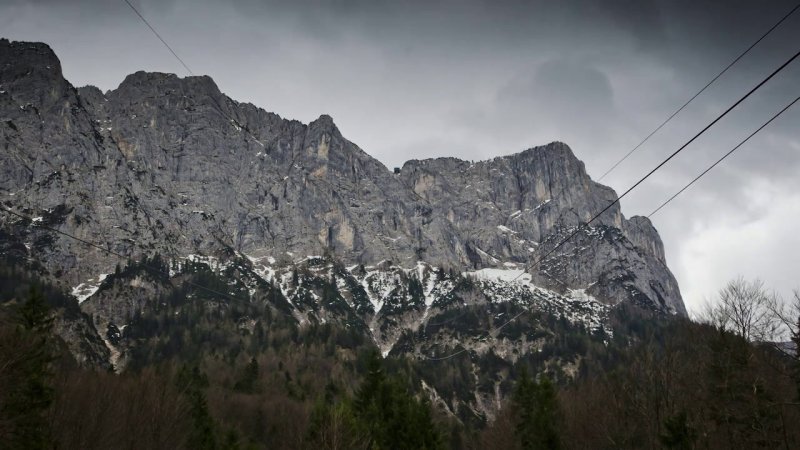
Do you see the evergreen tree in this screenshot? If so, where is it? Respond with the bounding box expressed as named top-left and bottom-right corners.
top-left (177, 365), bottom-right (217, 450)
top-left (1, 288), bottom-right (55, 450)
top-left (533, 376), bottom-right (561, 449)
top-left (514, 367), bottom-right (538, 448)
top-left (353, 351), bottom-right (442, 449)
top-left (513, 368), bottom-right (561, 450)
top-left (660, 411), bottom-right (697, 449)
top-left (17, 286), bottom-right (53, 333)
top-left (234, 357), bottom-right (260, 393)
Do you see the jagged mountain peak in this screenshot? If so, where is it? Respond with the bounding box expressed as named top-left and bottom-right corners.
top-left (0, 38), bottom-right (60, 69)
top-left (0, 39), bottom-right (71, 107)
top-left (114, 70), bottom-right (222, 97)
top-left (402, 141), bottom-right (576, 169)
top-left (309, 113), bottom-right (337, 130)
top-left (514, 140), bottom-right (575, 158)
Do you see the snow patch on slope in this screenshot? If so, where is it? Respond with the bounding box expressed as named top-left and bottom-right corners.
top-left (71, 273), bottom-right (109, 303)
top-left (467, 268), bottom-right (531, 284)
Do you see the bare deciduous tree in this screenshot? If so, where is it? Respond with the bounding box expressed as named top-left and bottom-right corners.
top-left (700, 277), bottom-right (781, 342)
top-left (766, 288), bottom-right (800, 357)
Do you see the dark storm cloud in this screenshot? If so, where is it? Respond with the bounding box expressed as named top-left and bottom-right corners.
top-left (1, 0), bottom-right (798, 311)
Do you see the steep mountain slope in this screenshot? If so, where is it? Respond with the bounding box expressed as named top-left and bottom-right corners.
top-left (0, 38), bottom-right (683, 317)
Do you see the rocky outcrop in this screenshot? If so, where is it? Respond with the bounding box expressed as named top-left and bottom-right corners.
top-left (0, 38), bottom-right (685, 317)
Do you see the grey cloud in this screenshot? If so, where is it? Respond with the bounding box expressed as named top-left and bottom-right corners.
top-left (509, 59), bottom-right (617, 134)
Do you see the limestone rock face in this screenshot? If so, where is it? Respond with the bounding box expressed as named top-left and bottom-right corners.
top-left (0, 39), bottom-right (685, 317)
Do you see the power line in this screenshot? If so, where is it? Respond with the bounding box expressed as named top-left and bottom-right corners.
top-left (648, 94), bottom-right (800, 217)
top-left (23, 0), bottom-right (270, 305)
top-left (112, 0), bottom-right (796, 362)
top-left (122, 0), bottom-right (194, 76)
top-left (9, 3), bottom-right (314, 322)
top-left (425, 309), bottom-right (527, 361)
top-left (596, 2), bottom-right (800, 182)
top-left (425, 348), bottom-right (468, 361)
top-left (426, 309), bottom-right (469, 328)
top-left (425, 46), bottom-right (800, 361)
top-left (117, 0), bottom-right (799, 358)
top-left (121, 0), bottom-right (268, 149)
top-left (118, 1), bottom-right (390, 321)
top-left (515, 45), bottom-right (800, 281)
top-left (123, 0), bottom-right (386, 223)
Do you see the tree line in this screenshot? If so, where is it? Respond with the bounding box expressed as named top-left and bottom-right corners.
top-left (1, 261), bottom-right (798, 449)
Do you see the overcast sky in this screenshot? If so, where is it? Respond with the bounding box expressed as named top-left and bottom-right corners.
top-left (1, 0), bottom-right (798, 314)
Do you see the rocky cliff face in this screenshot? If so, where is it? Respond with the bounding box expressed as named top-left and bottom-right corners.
top-left (0, 38), bottom-right (685, 356)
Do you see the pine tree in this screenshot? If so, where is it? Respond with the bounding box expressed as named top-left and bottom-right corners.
top-left (353, 350), bottom-right (387, 443)
top-left (2, 288), bottom-right (55, 449)
top-left (17, 287), bottom-right (53, 333)
top-left (353, 350), bottom-right (442, 449)
top-left (514, 367), bottom-right (538, 448)
top-left (234, 357), bottom-right (260, 393)
top-left (177, 365), bottom-right (217, 450)
top-left (533, 376), bottom-right (561, 449)
top-left (660, 411), bottom-right (697, 449)
top-left (513, 368), bottom-right (561, 450)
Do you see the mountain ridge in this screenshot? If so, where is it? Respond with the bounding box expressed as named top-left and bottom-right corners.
top-left (0, 38), bottom-right (684, 316)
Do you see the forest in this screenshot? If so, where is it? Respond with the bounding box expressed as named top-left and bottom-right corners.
top-left (1, 259), bottom-right (798, 449)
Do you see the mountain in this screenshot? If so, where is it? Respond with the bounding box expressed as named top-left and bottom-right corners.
top-left (0, 38), bottom-right (685, 418)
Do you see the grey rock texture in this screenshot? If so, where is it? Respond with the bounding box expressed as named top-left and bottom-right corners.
top-left (0, 39), bottom-right (685, 317)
